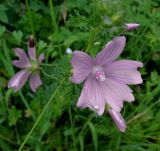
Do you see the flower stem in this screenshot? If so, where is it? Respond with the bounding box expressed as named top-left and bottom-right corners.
top-left (40, 67), bottom-right (57, 79)
top-left (25, 0), bottom-right (36, 40)
top-left (41, 63), bottom-right (57, 67)
top-left (68, 105), bottom-right (76, 151)
top-left (18, 78), bottom-right (65, 151)
top-left (19, 91), bottom-right (36, 121)
top-left (49, 0), bottom-right (62, 57)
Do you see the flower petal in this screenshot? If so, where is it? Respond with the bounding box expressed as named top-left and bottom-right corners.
top-left (28, 47), bottom-right (36, 60)
top-left (8, 69), bottom-right (30, 92)
top-left (29, 73), bottom-right (42, 92)
top-left (39, 53), bottom-right (45, 63)
top-left (95, 36), bottom-right (126, 66)
top-left (105, 60), bottom-right (143, 85)
top-left (108, 109), bottom-right (126, 132)
top-left (12, 48), bottom-right (31, 68)
top-left (100, 78), bottom-right (134, 112)
top-left (125, 23), bottom-right (140, 30)
top-left (70, 51), bottom-right (94, 84)
top-left (77, 76), bottom-right (105, 116)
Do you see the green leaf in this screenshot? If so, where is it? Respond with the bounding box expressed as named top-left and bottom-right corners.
top-left (0, 25), bottom-right (6, 36)
top-left (12, 30), bottom-right (23, 45)
top-left (87, 122), bottom-right (98, 151)
top-left (8, 106), bottom-right (22, 126)
top-left (78, 134), bottom-right (84, 151)
top-left (0, 4), bottom-right (8, 23)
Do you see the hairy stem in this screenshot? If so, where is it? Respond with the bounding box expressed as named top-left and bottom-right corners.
top-left (18, 78), bottom-right (65, 151)
top-left (19, 91), bottom-right (36, 121)
top-left (25, 0), bottom-right (36, 40)
top-left (40, 67), bottom-right (57, 79)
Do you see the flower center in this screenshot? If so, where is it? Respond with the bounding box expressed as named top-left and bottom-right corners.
top-left (92, 66), bottom-right (106, 82)
top-left (30, 60), bottom-right (39, 72)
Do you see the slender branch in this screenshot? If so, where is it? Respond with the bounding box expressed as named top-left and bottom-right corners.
top-left (18, 78), bottom-right (65, 151)
top-left (41, 63), bottom-right (57, 67)
top-left (40, 67), bottom-right (57, 79)
top-left (19, 91), bottom-right (36, 121)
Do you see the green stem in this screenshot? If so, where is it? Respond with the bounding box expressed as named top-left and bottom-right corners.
top-left (18, 78), bottom-right (65, 151)
top-left (25, 0), bottom-right (36, 40)
top-left (68, 105), bottom-right (76, 151)
top-left (49, 0), bottom-right (62, 57)
top-left (41, 63), bottom-right (57, 67)
top-left (19, 91), bottom-right (36, 121)
top-left (40, 67), bottom-right (57, 79)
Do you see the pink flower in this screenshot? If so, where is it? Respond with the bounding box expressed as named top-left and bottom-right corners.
top-left (125, 23), bottom-right (140, 30)
top-left (8, 38), bottom-right (45, 92)
top-left (70, 36), bottom-right (143, 132)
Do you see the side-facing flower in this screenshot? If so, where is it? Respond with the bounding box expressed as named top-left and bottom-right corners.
top-left (70, 36), bottom-right (143, 132)
top-left (125, 23), bottom-right (140, 30)
top-left (8, 38), bottom-right (45, 92)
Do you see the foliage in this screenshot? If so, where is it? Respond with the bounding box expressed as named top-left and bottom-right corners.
top-left (0, 0), bottom-right (160, 151)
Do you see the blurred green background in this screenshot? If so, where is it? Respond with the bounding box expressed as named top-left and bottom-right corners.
top-left (0, 0), bottom-right (160, 150)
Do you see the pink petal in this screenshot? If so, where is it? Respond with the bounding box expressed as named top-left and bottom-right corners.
top-left (108, 109), bottom-right (126, 132)
top-left (28, 47), bottom-right (36, 60)
top-left (77, 76), bottom-right (105, 116)
top-left (95, 36), bottom-right (126, 66)
top-left (125, 23), bottom-right (140, 30)
top-left (39, 53), bottom-right (45, 63)
top-left (13, 48), bottom-right (31, 68)
top-left (101, 78), bottom-right (134, 112)
top-left (29, 73), bottom-right (42, 92)
top-left (8, 69), bottom-right (30, 92)
top-left (70, 51), bottom-right (94, 84)
top-left (104, 60), bottom-right (143, 85)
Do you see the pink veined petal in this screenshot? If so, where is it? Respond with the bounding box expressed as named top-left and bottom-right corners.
top-left (28, 47), bottom-right (36, 60)
top-left (70, 51), bottom-right (94, 84)
top-left (77, 76), bottom-right (105, 116)
top-left (13, 48), bottom-right (31, 68)
top-left (108, 109), bottom-right (126, 132)
top-left (39, 53), bottom-right (45, 63)
top-left (8, 69), bottom-right (30, 92)
top-left (125, 23), bottom-right (140, 30)
top-left (104, 60), bottom-right (143, 85)
top-left (95, 36), bottom-right (126, 66)
top-left (100, 78), bottom-right (134, 112)
top-left (29, 73), bottom-right (42, 92)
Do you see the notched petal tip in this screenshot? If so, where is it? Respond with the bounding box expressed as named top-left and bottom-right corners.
top-left (95, 36), bottom-right (126, 65)
top-left (70, 50), bottom-right (93, 84)
top-left (8, 70), bottom-right (30, 92)
top-left (29, 73), bottom-right (42, 92)
top-left (13, 48), bottom-right (31, 68)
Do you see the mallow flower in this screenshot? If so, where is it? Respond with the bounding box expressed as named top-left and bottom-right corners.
top-left (125, 23), bottom-right (140, 30)
top-left (70, 36), bottom-right (143, 132)
top-left (8, 37), bottom-right (45, 92)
